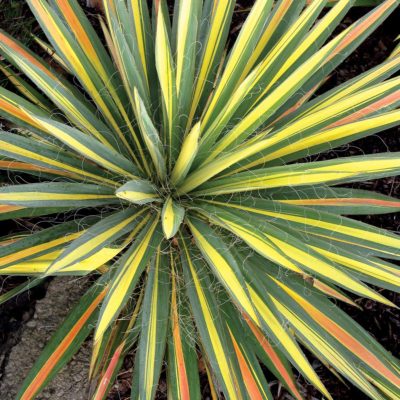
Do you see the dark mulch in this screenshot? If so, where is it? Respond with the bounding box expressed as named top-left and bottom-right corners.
top-left (0, 2), bottom-right (399, 400)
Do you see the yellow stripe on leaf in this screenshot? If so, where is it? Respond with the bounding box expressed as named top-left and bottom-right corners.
top-left (116, 179), bottom-right (160, 205)
top-left (171, 122), bottom-right (201, 186)
top-left (180, 238), bottom-right (240, 400)
top-left (186, 0), bottom-right (235, 127)
top-left (187, 218), bottom-right (259, 323)
top-left (270, 295), bottom-right (380, 399)
top-left (47, 209), bottom-right (147, 274)
top-left (139, 249), bottom-right (170, 399)
top-left (155, 5), bottom-right (177, 165)
top-left (277, 279), bottom-right (400, 388)
top-left (28, 0), bottom-right (134, 158)
top-left (248, 286), bottom-right (330, 398)
top-left (162, 197), bottom-right (185, 239)
top-left (129, 0), bottom-right (151, 87)
top-left (194, 156), bottom-right (400, 196)
top-left (228, 329), bottom-right (265, 400)
top-left (1, 247), bottom-right (120, 275)
top-left (0, 232), bottom-right (81, 269)
top-left (95, 216), bottom-right (161, 342)
top-left (237, 0), bottom-right (293, 83)
top-left (243, 314), bottom-right (303, 400)
top-left (29, 115), bottom-right (138, 179)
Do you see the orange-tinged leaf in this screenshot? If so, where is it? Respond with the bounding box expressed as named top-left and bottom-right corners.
top-left (0, 30), bottom-right (53, 78)
top-left (0, 204), bottom-right (24, 214)
top-left (0, 232), bottom-right (82, 268)
top-left (19, 288), bottom-right (107, 400)
top-left (281, 197), bottom-right (400, 208)
top-left (326, 0), bottom-right (398, 60)
top-left (0, 95), bottom-right (42, 130)
top-left (312, 279), bottom-right (360, 308)
top-left (171, 276), bottom-right (190, 399)
top-left (328, 89), bottom-right (400, 127)
top-left (92, 341), bottom-right (125, 400)
top-left (53, 0), bottom-right (101, 73)
top-left (278, 281), bottom-right (400, 387)
top-left (0, 160), bottom-right (79, 178)
top-left (229, 331), bottom-right (263, 400)
top-left (243, 314), bottom-right (303, 400)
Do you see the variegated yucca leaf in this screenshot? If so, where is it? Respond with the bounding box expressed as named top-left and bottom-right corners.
top-left (0, 1), bottom-right (399, 399)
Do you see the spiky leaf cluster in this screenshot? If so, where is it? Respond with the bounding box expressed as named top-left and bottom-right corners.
top-left (0, 1), bottom-right (400, 399)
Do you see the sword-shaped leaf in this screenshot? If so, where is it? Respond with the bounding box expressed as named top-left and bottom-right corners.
top-left (268, 186), bottom-right (400, 215)
top-left (101, 1), bottom-right (152, 174)
top-left (136, 248), bottom-right (170, 400)
top-left (242, 314), bottom-right (303, 400)
top-left (116, 179), bottom-right (161, 205)
top-left (155, 5), bottom-right (178, 166)
top-left (133, 88), bottom-right (166, 180)
top-left (194, 153), bottom-right (400, 196)
top-left (171, 122), bottom-right (201, 186)
top-left (128, 0), bottom-right (155, 95)
top-left (174, 0), bottom-right (201, 129)
top-left (0, 159), bottom-right (81, 180)
top-left (187, 216), bottom-right (258, 323)
top-left (27, 0), bottom-right (137, 159)
top-left (1, 247), bottom-right (119, 276)
top-left (267, 274), bottom-right (400, 397)
top-left (162, 197), bottom-right (185, 239)
top-left (95, 215), bottom-right (162, 341)
top-left (196, 203), bottom-right (394, 305)
top-left (90, 288), bottom-right (144, 390)
top-left (0, 131), bottom-right (118, 187)
top-left (167, 260), bottom-right (201, 400)
top-left (246, 283), bottom-right (330, 398)
top-left (26, 115), bottom-right (140, 179)
top-left (180, 235), bottom-right (245, 400)
top-left (0, 31), bottom-right (126, 154)
top-left (0, 182), bottom-right (117, 208)
top-left (186, 0), bottom-right (235, 127)
top-left (202, 25), bottom-right (346, 163)
top-left (0, 218), bottom-right (98, 271)
top-left (201, 0), bottom-right (274, 131)
top-left (46, 208), bottom-right (148, 274)
top-left (226, 82), bottom-right (400, 174)
top-left (237, 107), bottom-right (400, 172)
top-left (207, 197), bottom-right (400, 260)
top-left (268, 0), bottom-right (399, 126)
top-left (223, 301), bottom-right (274, 400)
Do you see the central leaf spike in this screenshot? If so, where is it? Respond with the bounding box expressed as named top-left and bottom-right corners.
top-left (117, 180), bottom-right (185, 239)
top-left (161, 196), bottom-right (185, 239)
top-left (116, 179), bottom-right (160, 205)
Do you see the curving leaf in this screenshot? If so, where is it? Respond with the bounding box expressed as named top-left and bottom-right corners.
top-left (95, 215), bottom-right (162, 341)
top-left (136, 248), bottom-right (171, 399)
top-left (162, 197), bottom-right (185, 239)
top-left (116, 179), bottom-right (160, 205)
top-left (0, 182), bottom-right (118, 208)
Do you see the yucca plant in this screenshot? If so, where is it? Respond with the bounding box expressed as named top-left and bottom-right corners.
top-left (0, 0), bottom-right (400, 399)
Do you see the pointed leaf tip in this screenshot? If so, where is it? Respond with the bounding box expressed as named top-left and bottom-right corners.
top-left (162, 197), bottom-right (185, 239)
top-left (115, 179), bottom-right (160, 205)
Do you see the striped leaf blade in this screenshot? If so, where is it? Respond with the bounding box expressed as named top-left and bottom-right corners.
top-left (136, 248), bottom-right (171, 400)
